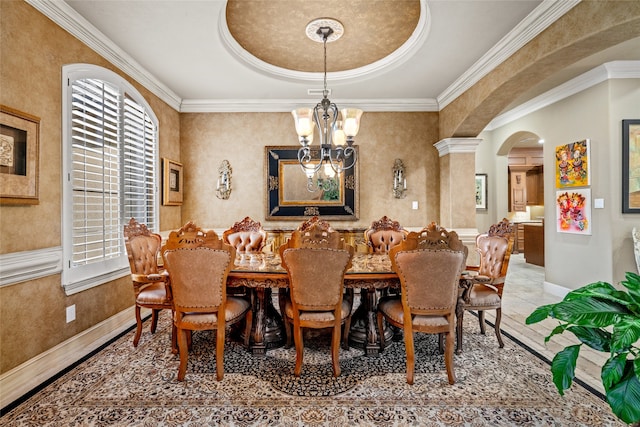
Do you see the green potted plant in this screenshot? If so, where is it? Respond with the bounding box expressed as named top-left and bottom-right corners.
top-left (526, 272), bottom-right (640, 425)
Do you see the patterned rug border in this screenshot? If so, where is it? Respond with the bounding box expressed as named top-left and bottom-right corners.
top-left (0, 312), bottom-right (605, 417)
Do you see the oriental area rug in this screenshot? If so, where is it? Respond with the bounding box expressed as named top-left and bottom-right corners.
top-left (1, 314), bottom-right (623, 426)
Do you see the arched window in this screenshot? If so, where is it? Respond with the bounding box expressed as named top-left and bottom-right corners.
top-left (62, 64), bottom-right (159, 294)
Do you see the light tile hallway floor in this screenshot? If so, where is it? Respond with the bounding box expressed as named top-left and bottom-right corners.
top-left (479, 253), bottom-right (607, 395)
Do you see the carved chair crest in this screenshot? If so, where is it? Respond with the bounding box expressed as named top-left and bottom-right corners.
top-left (369, 215), bottom-right (403, 232)
top-left (164, 220), bottom-right (222, 250)
top-left (487, 218), bottom-right (514, 238)
top-left (229, 216), bottom-right (263, 233)
top-left (297, 216), bottom-right (333, 233)
top-left (414, 222), bottom-right (464, 252)
top-left (124, 217), bottom-right (153, 239)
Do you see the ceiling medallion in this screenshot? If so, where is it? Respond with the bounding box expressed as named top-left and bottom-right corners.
top-left (305, 18), bottom-right (344, 43)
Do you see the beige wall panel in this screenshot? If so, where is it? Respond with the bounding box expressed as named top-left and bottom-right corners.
top-left (0, 275), bottom-right (132, 372)
top-left (180, 112), bottom-right (440, 231)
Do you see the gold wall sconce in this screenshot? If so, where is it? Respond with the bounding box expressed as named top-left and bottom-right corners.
top-left (393, 158), bottom-right (407, 199)
top-left (216, 160), bottom-right (232, 200)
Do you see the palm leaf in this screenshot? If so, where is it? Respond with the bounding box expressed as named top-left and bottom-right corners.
top-left (551, 345), bottom-right (580, 395)
top-left (566, 325), bottom-right (610, 352)
top-left (551, 297), bottom-right (628, 326)
top-left (611, 315), bottom-right (640, 352)
top-left (525, 304), bottom-right (553, 325)
top-left (602, 353), bottom-right (628, 390)
top-left (563, 282), bottom-right (633, 306)
top-left (622, 272), bottom-right (640, 306)
top-left (605, 360), bottom-right (640, 424)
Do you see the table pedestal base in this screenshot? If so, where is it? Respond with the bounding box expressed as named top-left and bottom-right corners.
top-left (248, 288), bottom-right (285, 355)
top-left (348, 288), bottom-right (394, 355)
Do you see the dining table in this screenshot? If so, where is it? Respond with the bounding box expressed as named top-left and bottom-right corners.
top-left (227, 252), bottom-right (401, 356)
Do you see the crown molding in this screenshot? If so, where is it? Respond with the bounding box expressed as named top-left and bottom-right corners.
top-left (434, 138), bottom-right (482, 157)
top-left (180, 98), bottom-right (438, 113)
top-left (27, 0), bottom-right (583, 115)
top-left (26, 0), bottom-right (182, 111)
top-left (437, 0), bottom-right (579, 109)
top-left (485, 60), bottom-right (640, 131)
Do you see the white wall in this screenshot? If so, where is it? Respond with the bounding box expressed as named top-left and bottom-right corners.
top-left (478, 77), bottom-right (640, 289)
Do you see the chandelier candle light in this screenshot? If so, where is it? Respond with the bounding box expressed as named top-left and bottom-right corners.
top-left (291, 18), bottom-right (363, 192)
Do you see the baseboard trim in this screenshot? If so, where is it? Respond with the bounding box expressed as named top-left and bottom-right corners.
top-left (0, 306), bottom-right (148, 410)
top-left (543, 280), bottom-right (570, 298)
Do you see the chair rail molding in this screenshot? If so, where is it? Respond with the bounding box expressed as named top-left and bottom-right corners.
top-left (0, 246), bottom-right (63, 287)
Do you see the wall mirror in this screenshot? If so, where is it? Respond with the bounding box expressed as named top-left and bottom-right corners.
top-left (265, 146), bottom-right (359, 220)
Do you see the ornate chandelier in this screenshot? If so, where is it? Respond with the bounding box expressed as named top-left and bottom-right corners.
top-left (291, 19), bottom-right (363, 192)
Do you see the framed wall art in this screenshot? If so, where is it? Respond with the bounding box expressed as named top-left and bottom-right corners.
top-left (475, 173), bottom-right (487, 210)
top-left (0, 105), bottom-right (40, 204)
top-left (622, 119), bottom-right (640, 213)
top-left (554, 139), bottom-right (590, 188)
top-left (264, 146), bottom-right (359, 220)
top-left (556, 188), bottom-right (591, 235)
top-left (162, 158), bottom-right (183, 206)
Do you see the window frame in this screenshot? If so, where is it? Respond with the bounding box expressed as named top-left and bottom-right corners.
top-left (61, 64), bottom-right (159, 295)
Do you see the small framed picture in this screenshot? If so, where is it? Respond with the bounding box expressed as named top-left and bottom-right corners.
top-left (554, 139), bottom-right (590, 188)
top-left (162, 158), bottom-right (183, 206)
top-left (622, 119), bottom-right (640, 213)
top-left (1, 105), bottom-right (40, 204)
top-left (475, 173), bottom-right (487, 210)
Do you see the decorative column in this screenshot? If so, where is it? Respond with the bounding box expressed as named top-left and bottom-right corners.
top-left (434, 138), bottom-right (482, 263)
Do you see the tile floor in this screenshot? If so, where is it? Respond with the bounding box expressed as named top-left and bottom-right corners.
top-left (483, 253), bottom-right (606, 394)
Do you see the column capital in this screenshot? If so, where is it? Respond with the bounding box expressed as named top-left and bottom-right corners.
top-left (434, 138), bottom-right (482, 157)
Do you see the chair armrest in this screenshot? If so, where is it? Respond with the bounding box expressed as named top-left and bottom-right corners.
top-left (131, 272), bottom-right (167, 283)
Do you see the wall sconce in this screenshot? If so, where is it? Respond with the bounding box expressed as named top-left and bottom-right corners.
top-left (216, 160), bottom-right (232, 200)
top-left (393, 158), bottom-right (407, 199)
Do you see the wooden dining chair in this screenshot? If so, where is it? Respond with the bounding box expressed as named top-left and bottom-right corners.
top-left (457, 218), bottom-right (514, 353)
top-left (377, 223), bottom-right (467, 385)
top-left (162, 221), bottom-right (252, 381)
top-left (364, 215), bottom-right (408, 254)
top-left (223, 216), bottom-right (267, 298)
top-left (279, 225), bottom-right (354, 376)
top-left (223, 216), bottom-right (267, 254)
top-left (123, 217), bottom-right (176, 352)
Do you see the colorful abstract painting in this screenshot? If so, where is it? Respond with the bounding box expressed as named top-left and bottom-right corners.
top-left (555, 139), bottom-right (590, 188)
top-left (556, 188), bottom-right (591, 235)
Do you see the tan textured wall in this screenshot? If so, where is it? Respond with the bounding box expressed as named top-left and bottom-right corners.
top-left (180, 112), bottom-right (440, 231)
top-left (0, 2), bottom-right (180, 373)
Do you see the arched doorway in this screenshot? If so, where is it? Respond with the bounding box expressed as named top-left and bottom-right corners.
top-left (498, 131), bottom-right (545, 266)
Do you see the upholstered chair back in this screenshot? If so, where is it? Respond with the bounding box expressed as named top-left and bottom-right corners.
top-left (364, 216), bottom-right (408, 254)
top-left (393, 249), bottom-right (464, 312)
top-left (475, 234), bottom-right (511, 283)
top-left (474, 218), bottom-right (514, 292)
top-left (164, 247), bottom-right (232, 311)
top-left (223, 216), bottom-right (267, 254)
top-left (124, 217), bottom-right (162, 276)
top-left (283, 247), bottom-right (353, 310)
top-left (163, 222), bottom-right (235, 312)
